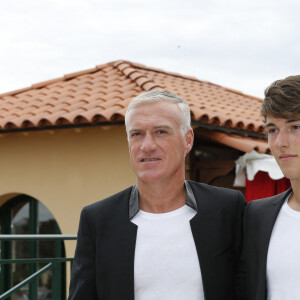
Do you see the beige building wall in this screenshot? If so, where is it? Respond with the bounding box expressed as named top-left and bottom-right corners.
top-left (0, 125), bottom-right (136, 259)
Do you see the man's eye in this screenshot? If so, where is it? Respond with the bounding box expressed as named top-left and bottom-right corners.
top-left (267, 128), bottom-right (277, 135)
top-left (131, 132), bottom-right (141, 137)
top-left (157, 130), bottom-right (167, 134)
top-left (292, 125), bottom-right (300, 130)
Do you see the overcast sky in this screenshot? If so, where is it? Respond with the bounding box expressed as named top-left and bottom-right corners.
top-left (0, 0), bottom-right (299, 98)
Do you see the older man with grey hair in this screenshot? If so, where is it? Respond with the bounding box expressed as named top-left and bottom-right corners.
top-left (68, 90), bottom-right (246, 300)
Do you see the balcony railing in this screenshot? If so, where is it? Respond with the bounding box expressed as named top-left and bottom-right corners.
top-left (0, 234), bottom-right (77, 300)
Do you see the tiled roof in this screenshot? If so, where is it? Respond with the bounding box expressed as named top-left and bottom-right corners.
top-left (0, 60), bottom-right (264, 134)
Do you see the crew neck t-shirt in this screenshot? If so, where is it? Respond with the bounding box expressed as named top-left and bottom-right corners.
top-left (131, 204), bottom-right (204, 300)
top-left (267, 197), bottom-right (300, 300)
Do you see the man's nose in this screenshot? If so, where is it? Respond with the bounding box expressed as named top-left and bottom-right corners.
top-left (140, 133), bottom-right (156, 152)
top-left (274, 130), bottom-right (289, 149)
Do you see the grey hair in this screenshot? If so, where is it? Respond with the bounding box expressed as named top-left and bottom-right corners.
top-left (125, 90), bottom-right (191, 137)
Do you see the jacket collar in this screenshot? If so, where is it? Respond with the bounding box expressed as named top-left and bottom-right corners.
top-left (128, 180), bottom-right (198, 220)
top-left (272, 187), bottom-right (293, 207)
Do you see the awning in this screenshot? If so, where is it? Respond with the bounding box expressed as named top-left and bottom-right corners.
top-left (195, 128), bottom-right (269, 154)
top-left (234, 150), bottom-right (284, 187)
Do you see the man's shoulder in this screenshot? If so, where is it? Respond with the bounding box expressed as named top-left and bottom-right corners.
top-left (248, 188), bottom-right (291, 211)
top-left (188, 180), bottom-right (243, 198)
top-left (187, 180), bottom-right (246, 207)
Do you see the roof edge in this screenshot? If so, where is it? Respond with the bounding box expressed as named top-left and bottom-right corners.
top-left (0, 62), bottom-right (116, 98)
top-left (0, 60), bottom-right (263, 103)
top-left (127, 61), bottom-right (263, 102)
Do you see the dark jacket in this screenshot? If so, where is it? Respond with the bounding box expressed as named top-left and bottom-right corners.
top-left (244, 188), bottom-right (292, 300)
top-left (68, 180), bottom-right (246, 300)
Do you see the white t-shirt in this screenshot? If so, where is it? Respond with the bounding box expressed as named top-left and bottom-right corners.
top-left (267, 197), bottom-right (300, 300)
top-left (131, 205), bottom-right (205, 300)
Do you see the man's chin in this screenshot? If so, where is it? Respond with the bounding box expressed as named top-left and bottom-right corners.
top-left (137, 174), bottom-right (163, 184)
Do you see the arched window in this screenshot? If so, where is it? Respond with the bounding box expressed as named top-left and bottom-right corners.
top-left (0, 194), bottom-right (66, 300)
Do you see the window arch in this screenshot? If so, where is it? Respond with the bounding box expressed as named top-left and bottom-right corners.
top-left (0, 194), bottom-right (66, 300)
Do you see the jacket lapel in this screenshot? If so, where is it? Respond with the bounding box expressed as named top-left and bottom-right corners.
top-left (101, 187), bottom-right (138, 300)
top-left (256, 188), bottom-right (292, 298)
top-left (120, 221), bottom-right (138, 299)
top-left (190, 211), bottom-right (212, 298)
top-left (188, 185), bottom-right (224, 299)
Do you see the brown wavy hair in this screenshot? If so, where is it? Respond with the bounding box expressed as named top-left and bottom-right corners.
top-left (261, 75), bottom-right (300, 122)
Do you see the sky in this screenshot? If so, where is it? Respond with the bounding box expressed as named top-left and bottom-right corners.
top-left (0, 0), bottom-right (299, 98)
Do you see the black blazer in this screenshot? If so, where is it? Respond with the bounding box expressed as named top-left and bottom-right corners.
top-left (68, 181), bottom-right (246, 300)
top-left (244, 188), bottom-right (292, 300)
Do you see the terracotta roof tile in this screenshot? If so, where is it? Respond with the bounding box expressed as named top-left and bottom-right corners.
top-left (58, 109), bottom-right (87, 123)
top-left (0, 60), bottom-right (265, 140)
top-left (77, 110), bottom-right (100, 122)
top-left (31, 112), bottom-right (52, 125)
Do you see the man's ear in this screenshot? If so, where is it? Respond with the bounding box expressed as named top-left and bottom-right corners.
top-left (184, 129), bottom-right (194, 155)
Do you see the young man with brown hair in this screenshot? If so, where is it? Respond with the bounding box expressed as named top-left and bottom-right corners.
top-left (244, 75), bottom-right (300, 300)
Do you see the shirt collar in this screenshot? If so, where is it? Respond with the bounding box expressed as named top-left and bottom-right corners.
top-left (129, 180), bottom-right (198, 220)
